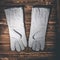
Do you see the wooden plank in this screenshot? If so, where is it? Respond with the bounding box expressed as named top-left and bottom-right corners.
top-left (0, 51), bottom-right (55, 56)
top-left (0, 0), bottom-right (56, 60)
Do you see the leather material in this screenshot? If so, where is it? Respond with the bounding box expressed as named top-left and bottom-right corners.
top-left (4, 7), bottom-right (27, 52)
top-left (29, 7), bottom-right (50, 51)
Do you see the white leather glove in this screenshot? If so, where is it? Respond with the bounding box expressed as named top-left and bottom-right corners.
top-left (29, 7), bottom-right (50, 51)
top-left (4, 7), bottom-right (27, 52)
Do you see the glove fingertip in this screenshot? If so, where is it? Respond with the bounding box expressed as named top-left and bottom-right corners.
top-left (11, 47), bottom-right (15, 51)
top-left (21, 47), bottom-right (25, 50)
top-left (41, 47), bottom-right (44, 51)
top-left (35, 48), bottom-right (40, 51)
top-left (17, 49), bottom-right (21, 52)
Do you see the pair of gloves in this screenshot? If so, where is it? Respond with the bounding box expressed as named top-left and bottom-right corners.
top-left (4, 7), bottom-right (50, 52)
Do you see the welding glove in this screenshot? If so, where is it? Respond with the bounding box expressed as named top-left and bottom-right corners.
top-left (29, 7), bottom-right (50, 51)
top-left (4, 7), bottom-right (27, 52)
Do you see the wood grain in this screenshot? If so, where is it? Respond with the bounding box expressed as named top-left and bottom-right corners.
top-left (0, 0), bottom-right (57, 60)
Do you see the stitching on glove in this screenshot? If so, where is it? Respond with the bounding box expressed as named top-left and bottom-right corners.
top-left (32, 31), bottom-right (40, 40)
top-left (13, 29), bottom-right (25, 47)
top-left (13, 29), bottom-right (22, 38)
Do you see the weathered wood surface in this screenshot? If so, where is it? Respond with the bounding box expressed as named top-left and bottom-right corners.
top-left (0, 0), bottom-right (57, 60)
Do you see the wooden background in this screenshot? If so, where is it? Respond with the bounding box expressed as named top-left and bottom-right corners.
top-left (0, 0), bottom-right (58, 60)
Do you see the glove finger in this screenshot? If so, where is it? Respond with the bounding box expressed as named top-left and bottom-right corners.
top-left (15, 40), bottom-right (21, 52)
top-left (10, 37), bottom-right (15, 51)
top-left (21, 36), bottom-right (27, 47)
top-left (35, 40), bottom-right (41, 51)
top-left (18, 39), bottom-right (25, 50)
top-left (40, 39), bottom-right (45, 50)
top-left (32, 40), bottom-right (38, 51)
